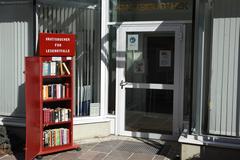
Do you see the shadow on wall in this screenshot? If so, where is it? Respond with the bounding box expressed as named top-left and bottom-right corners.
top-left (133, 136), bottom-right (181, 160)
top-left (185, 146), bottom-right (240, 160)
top-left (1, 83), bottom-right (26, 159)
top-left (0, 1), bottom-right (34, 159)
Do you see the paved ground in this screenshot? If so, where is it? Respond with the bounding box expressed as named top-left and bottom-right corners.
top-left (0, 136), bottom-right (180, 160)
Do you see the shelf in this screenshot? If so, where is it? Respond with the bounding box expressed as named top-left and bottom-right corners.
top-left (43, 75), bottom-right (71, 79)
top-left (40, 144), bottom-right (80, 156)
top-left (43, 98), bottom-right (71, 102)
top-left (43, 120), bottom-right (71, 127)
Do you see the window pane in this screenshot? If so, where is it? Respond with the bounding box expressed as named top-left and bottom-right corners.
top-left (36, 0), bottom-right (101, 117)
top-left (125, 32), bottom-right (175, 84)
top-left (110, 0), bottom-right (193, 22)
top-left (126, 88), bottom-right (173, 134)
top-left (207, 0), bottom-right (240, 136)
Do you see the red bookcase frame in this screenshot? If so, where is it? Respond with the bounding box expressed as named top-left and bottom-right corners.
top-left (25, 56), bottom-right (79, 160)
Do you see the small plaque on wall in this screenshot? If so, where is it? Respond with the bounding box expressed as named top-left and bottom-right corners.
top-left (159, 50), bottom-right (171, 67)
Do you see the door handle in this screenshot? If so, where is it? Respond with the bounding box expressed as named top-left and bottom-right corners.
top-left (120, 80), bottom-right (128, 89)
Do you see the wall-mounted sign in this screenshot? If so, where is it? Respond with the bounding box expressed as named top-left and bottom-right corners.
top-left (159, 50), bottom-right (171, 67)
top-left (39, 33), bottom-right (75, 56)
top-left (127, 34), bottom-right (139, 51)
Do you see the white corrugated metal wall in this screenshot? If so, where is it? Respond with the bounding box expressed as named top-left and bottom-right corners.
top-left (208, 0), bottom-right (240, 136)
top-left (0, 1), bottom-right (33, 117)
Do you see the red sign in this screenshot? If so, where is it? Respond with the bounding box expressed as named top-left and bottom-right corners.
top-left (39, 33), bottom-right (75, 57)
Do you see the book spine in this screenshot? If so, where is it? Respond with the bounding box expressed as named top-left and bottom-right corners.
top-left (56, 129), bottom-right (59, 146)
top-left (62, 62), bottom-right (70, 75)
top-left (56, 84), bottom-right (61, 98)
top-left (50, 62), bottom-right (56, 76)
top-left (67, 129), bottom-right (69, 144)
top-left (61, 129), bottom-right (64, 145)
top-left (68, 109), bottom-right (71, 120)
top-left (48, 85), bottom-right (51, 99)
top-left (47, 109), bottom-right (50, 123)
top-left (62, 85), bottom-right (66, 98)
top-left (65, 83), bottom-right (70, 98)
top-left (53, 84), bottom-right (56, 98)
top-left (42, 62), bottom-right (49, 76)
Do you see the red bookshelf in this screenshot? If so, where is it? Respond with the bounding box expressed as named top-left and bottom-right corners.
top-left (25, 55), bottom-right (79, 160)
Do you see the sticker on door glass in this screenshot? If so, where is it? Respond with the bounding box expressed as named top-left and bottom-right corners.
top-left (127, 34), bottom-right (139, 51)
top-left (134, 60), bottom-right (145, 73)
top-left (159, 50), bottom-right (171, 67)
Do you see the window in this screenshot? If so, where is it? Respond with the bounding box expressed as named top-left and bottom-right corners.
top-left (109, 0), bottom-right (193, 22)
top-left (193, 0), bottom-right (240, 136)
top-left (207, 0), bottom-right (240, 136)
top-left (36, 0), bottom-right (101, 117)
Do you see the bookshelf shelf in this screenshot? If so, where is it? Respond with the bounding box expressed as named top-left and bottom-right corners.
top-left (25, 55), bottom-right (79, 160)
top-left (43, 120), bottom-right (71, 127)
top-left (43, 75), bottom-right (71, 79)
top-left (43, 98), bottom-right (72, 102)
top-left (40, 144), bottom-right (79, 155)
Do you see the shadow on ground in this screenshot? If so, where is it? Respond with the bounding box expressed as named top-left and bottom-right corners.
top-left (0, 126), bottom-right (25, 160)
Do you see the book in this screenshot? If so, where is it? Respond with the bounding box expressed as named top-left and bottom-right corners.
top-left (42, 62), bottom-right (49, 76)
top-left (50, 62), bottom-right (57, 76)
top-left (43, 85), bottom-right (48, 100)
top-left (62, 62), bottom-right (70, 75)
top-left (62, 85), bottom-right (66, 98)
top-left (65, 83), bottom-right (70, 98)
top-left (43, 128), bottom-right (69, 147)
top-left (43, 108), bottom-right (71, 124)
top-left (59, 62), bottom-right (65, 75)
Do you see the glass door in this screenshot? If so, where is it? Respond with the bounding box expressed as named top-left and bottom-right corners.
top-left (116, 23), bottom-right (185, 139)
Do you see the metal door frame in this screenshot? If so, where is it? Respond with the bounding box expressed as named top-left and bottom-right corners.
top-left (115, 22), bottom-right (185, 140)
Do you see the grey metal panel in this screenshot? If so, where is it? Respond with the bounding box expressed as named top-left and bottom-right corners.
top-left (209, 16), bottom-right (240, 136)
top-left (0, 2), bottom-right (33, 117)
top-left (233, 18), bottom-right (240, 136)
top-left (0, 22), bottom-right (31, 117)
top-left (226, 18), bottom-right (236, 136)
top-left (209, 18), bottom-right (218, 134)
top-left (221, 18), bottom-right (230, 135)
top-left (216, 18), bottom-right (224, 135)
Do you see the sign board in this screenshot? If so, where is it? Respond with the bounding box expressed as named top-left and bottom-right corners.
top-left (127, 34), bottom-right (139, 51)
top-left (159, 50), bottom-right (171, 67)
top-left (39, 33), bottom-right (75, 56)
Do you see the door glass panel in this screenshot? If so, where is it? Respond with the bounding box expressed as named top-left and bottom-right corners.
top-left (126, 32), bottom-right (175, 84)
top-left (125, 88), bottom-right (173, 134)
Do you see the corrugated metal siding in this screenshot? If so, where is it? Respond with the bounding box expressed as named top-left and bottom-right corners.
top-left (36, 3), bottom-right (101, 117)
top-left (208, 0), bottom-right (240, 136)
top-left (0, 3), bottom-right (33, 117)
